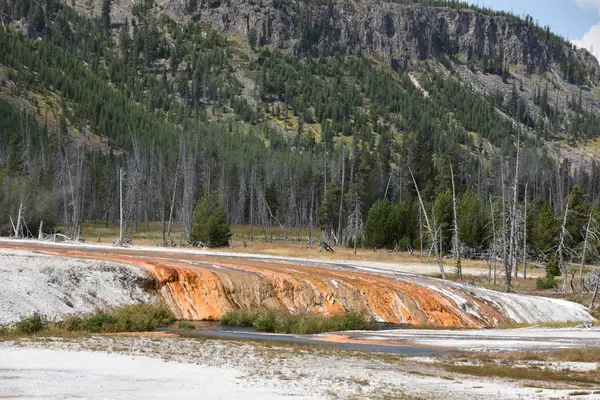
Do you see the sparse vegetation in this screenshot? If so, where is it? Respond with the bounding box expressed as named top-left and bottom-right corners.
top-left (178, 321), bottom-right (196, 330)
top-left (443, 364), bottom-right (600, 384)
top-left (1, 303), bottom-right (175, 338)
top-left (445, 347), bottom-right (600, 364)
top-left (220, 309), bottom-right (373, 334)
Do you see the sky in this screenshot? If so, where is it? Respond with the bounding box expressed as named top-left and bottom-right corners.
top-left (476, 0), bottom-right (600, 60)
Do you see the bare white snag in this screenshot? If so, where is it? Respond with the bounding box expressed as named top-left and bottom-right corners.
top-left (118, 167), bottom-right (125, 246)
top-left (337, 148), bottom-right (346, 246)
top-left (409, 168), bottom-right (446, 280)
top-left (522, 182), bottom-right (528, 280)
top-left (14, 202), bottom-right (23, 238)
top-left (490, 197), bottom-right (498, 286)
top-left (450, 163), bottom-right (462, 280)
top-left (580, 210), bottom-right (593, 292)
top-left (558, 195), bottom-right (571, 293)
top-left (167, 148), bottom-right (181, 239)
top-left (510, 133), bottom-right (520, 279)
top-left (588, 270), bottom-right (600, 309)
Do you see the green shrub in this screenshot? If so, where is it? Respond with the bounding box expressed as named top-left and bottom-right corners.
top-left (536, 254), bottom-right (561, 290)
top-left (220, 309), bottom-right (372, 334)
top-left (546, 254), bottom-right (561, 278)
top-left (252, 311), bottom-right (278, 332)
top-left (110, 302), bottom-right (175, 332)
top-left (536, 276), bottom-right (557, 290)
top-left (5, 303), bottom-right (176, 337)
top-left (15, 313), bottom-right (47, 334)
top-left (178, 321), bottom-right (196, 330)
top-left (80, 313), bottom-right (119, 332)
top-left (220, 309), bottom-right (260, 327)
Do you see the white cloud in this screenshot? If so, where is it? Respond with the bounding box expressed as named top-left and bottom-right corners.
top-left (575, 0), bottom-right (600, 12)
top-left (572, 0), bottom-right (600, 60)
top-left (572, 23), bottom-right (600, 60)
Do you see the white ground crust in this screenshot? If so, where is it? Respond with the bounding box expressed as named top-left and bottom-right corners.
top-left (1, 338), bottom-right (598, 400)
top-left (344, 326), bottom-right (600, 352)
top-left (0, 250), bottom-right (156, 325)
top-left (0, 347), bottom-right (308, 400)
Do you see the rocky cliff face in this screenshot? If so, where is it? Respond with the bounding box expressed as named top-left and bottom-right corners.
top-left (176, 0), bottom-right (599, 79)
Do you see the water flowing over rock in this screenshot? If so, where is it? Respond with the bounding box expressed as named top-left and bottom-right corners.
top-left (0, 242), bottom-right (594, 328)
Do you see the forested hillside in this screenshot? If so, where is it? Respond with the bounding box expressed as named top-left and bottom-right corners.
top-left (1, 0), bottom-right (600, 289)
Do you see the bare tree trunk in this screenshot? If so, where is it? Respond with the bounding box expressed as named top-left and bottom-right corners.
top-left (337, 149), bottom-right (346, 246)
top-left (383, 168), bottom-right (394, 200)
top-left (450, 163), bottom-right (462, 280)
top-left (510, 134), bottom-right (520, 279)
top-left (167, 150), bottom-right (181, 239)
top-left (409, 168), bottom-right (446, 279)
top-left (558, 196), bottom-right (571, 293)
top-left (590, 285), bottom-right (599, 309)
top-left (118, 167), bottom-right (124, 246)
top-left (490, 197), bottom-right (497, 286)
top-left (15, 202), bottom-right (23, 238)
top-left (308, 173), bottom-right (315, 246)
top-left (500, 160), bottom-right (511, 291)
top-left (419, 207), bottom-right (424, 256)
top-left (580, 209), bottom-right (594, 292)
top-left (523, 182), bottom-right (528, 281)
top-left (250, 178), bottom-right (255, 242)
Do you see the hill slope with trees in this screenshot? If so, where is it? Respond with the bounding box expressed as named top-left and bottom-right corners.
top-left (1, 0), bottom-right (600, 292)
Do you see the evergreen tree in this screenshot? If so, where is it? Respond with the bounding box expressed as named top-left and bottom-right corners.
top-left (530, 201), bottom-right (556, 256)
top-left (190, 191), bottom-right (232, 247)
top-left (101, 0), bottom-right (111, 36)
top-left (458, 190), bottom-right (488, 250)
top-left (364, 200), bottom-right (394, 248)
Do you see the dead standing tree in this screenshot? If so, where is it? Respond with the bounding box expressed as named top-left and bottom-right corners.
top-left (578, 208), bottom-right (600, 292)
top-left (409, 168), bottom-right (446, 280)
top-left (450, 163), bottom-right (462, 280)
top-left (346, 189), bottom-right (363, 255)
top-left (8, 202), bottom-right (24, 238)
top-left (509, 133), bottom-right (520, 280)
top-left (588, 270), bottom-right (600, 310)
top-left (558, 195), bottom-right (573, 293)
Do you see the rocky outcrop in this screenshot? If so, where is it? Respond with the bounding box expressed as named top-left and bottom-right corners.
top-left (1, 242), bottom-right (594, 328)
top-left (176, 0), bottom-right (599, 78)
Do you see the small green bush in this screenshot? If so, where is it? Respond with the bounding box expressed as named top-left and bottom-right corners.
top-left (536, 276), bottom-right (557, 290)
top-left (110, 302), bottom-right (175, 332)
top-left (5, 303), bottom-right (176, 337)
top-left (537, 254), bottom-right (560, 290)
top-left (178, 321), bottom-right (196, 330)
top-left (252, 311), bottom-right (278, 332)
top-left (220, 309), bottom-right (372, 334)
top-left (220, 309), bottom-right (260, 327)
top-left (546, 254), bottom-right (561, 278)
top-left (15, 313), bottom-right (47, 334)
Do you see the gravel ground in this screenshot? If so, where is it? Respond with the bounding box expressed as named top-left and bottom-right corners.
top-left (1, 336), bottom-right (598, 399)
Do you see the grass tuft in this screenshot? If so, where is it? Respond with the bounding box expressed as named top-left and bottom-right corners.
top-left (220, 309), bottom-right (373, 334)
top-left (177, 321), bottom-right (196, 330)
top-left (443, 364), bottom-right (600, 384)
top-left (1, 303), bottom-right (175, 338)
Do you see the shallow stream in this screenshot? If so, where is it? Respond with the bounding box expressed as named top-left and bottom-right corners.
top-left (160, 322), bottom-right (448, 356)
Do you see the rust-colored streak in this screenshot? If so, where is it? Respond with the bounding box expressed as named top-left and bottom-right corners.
top-left (1, 243), bottom-right (511, 327)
